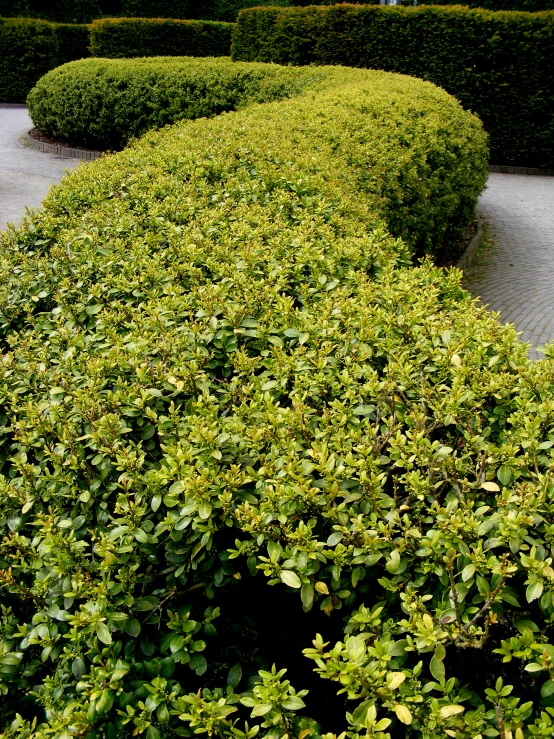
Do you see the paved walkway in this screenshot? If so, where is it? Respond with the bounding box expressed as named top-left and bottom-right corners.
top-left (0, 107), bottom-right (80, 232)
top-left (464, 173), bottom-right (554, 359)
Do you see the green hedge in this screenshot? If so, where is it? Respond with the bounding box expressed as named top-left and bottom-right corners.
top-left (290, 0), bottom-right (554, 10)
top-left (0, 63), bottom-right (520, 739)
top-left (28, 0), bottom-right (101, 23)
top-left (120, 0), bottom-right (189, 18)
top-left (27, 57), bottom-right (324, 149)
top-left (0, 0), bottom-right (29, 16)
top-left (188, 0), bottom-right (291, 22)
top-left (233, 4), bottom-right (554, 168)
top-left (0, 16), bottom-right (90, 102)
top-left (0, 17), bottom-right (57, 102)
top-left (90, 16), bottom-right (234, 57)
top-left (52, 22), bottom-right (90, 64)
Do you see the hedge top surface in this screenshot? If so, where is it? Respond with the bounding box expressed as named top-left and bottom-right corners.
top-left (27, 56), bottom-right (328, 149)
top-left (26, 57), bottom-right (486, 255)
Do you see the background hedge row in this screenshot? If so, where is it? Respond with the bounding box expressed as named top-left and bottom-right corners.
top-left (0, 16), bottom-right (233, 101)
top-left (0, 0), bottom-right (293, 22)
top-left (290, 0), bottom-right (554, 11)
top-left (89, 16), bottom-right (233, 58)
top-left (0, 16), bottom-right (89, 102)
top-left (3, 0), bottom-right (552, 19)
top-left (233, 4), bottom-right (554, 168)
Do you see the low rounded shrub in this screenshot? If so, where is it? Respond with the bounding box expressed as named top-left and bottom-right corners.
top-left (27, 58), bottom-right (323, 150)
top-left (5, 61), bottom-right (550, 739)
top-left (26, 58), bottom-right (485, 257)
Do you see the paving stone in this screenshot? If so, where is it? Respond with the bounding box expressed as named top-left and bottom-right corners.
top-left (463, 173), bottom-right (554, 360)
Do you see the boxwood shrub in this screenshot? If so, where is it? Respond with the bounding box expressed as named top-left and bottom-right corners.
top-left (27, 57), bottom-right (325, 150)
top-left (89, 16), bottom-right (234, 58)
top-left (8, 65), bottom-right (550, 739)
top-left (232, 4), bottom-right (554, 169)
top-left (26, 59), bottom-right (486, 255)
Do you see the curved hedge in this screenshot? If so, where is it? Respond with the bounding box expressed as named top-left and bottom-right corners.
top-left (27, 58), bottom-right (321, 150)
top-left (232, 4), bottom-right (554, 169)
top-left (0, 64), bottom-right (531, 739)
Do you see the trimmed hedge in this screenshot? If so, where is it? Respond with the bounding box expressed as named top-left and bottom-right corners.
top-left (90, 16), bottom-right (234, 57)
top-left (28, 57), bottom-right (484, 252)
top-left (0, 17), bottom-right (57, 103)
top-left (0, 64), bottom-right (519, 739)
top-left (27, 57), bottom-right (325, 150)
top-left (0, 0), bottom-right (29, 15)
top-left (290, 0), bottom-right (554, 9)
top-left (28, 0), bottom-right (101, 23)
top-left (120, 0), bottom-right (189, 19)
top-left (232, 4), bottom-right (554, 168)
top-left (188, 0), bottom-right (292, 22)
top-left (53, 22), bottom-right (90, 64)
top-left (0, 16), bottom-right (90, 102)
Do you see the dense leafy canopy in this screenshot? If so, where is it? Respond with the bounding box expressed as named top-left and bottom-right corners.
top-left (3, 58), bottom-right (554, 739)
top-left (232, 4), bottom-right (554, 169)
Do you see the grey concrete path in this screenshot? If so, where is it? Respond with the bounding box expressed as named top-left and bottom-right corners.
top-left (464, 173), bottom-right (554, 360)
top-left (0, 107), bottom-right (80, 232)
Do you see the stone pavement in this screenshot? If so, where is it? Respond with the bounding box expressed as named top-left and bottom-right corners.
top-left (463, 172), bottom-right (554, 360)
top-left (0, 106), bottom-right (80, 232)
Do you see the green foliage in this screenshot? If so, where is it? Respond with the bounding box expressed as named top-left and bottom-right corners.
top-left (28, 0), bottom-right (101, 23)
top-left (120, 0), bottom-right (189, 19)
top-left (27, 57), bottom-right (325, 149)
top-left (0, 64), bottom-right (504, 737)
top-left (89, 16), bottom-right (233, 58)
top-left (52, 22), bottom-right (90, 65)
top-left (0, 16), bottom-right (90, 103)
top-left (0, 0), bottom-right (29, 17)
top-left (232, 4), bottom-right (554, 169)
top-left (188, 0), bottom-right (291, 23)
top-left (26, 58), bottom-right (487, 253)
top-left (290, 0), bottom-right (554, 10)
top-left (0, 17), bottom-right (57, 103)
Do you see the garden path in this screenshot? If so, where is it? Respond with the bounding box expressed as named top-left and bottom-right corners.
top-left (463, 172), bottom-right (554, 360)
top-left (0, 106), bottom-right (80, 231)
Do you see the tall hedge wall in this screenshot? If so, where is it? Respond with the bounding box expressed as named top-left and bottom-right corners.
top-left (0, 17), bottom-right (90, 102)
top-left (232, 4), bottom-right (554, 168)
top-left (28, 0), bottom-right (101, 23)
top-left (290, 0), bottom-right (554, 11)
top-left (90, 16), bottom-right (234, 57)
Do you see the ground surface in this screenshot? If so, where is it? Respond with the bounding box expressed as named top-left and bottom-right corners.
top-left (0, 107), bottom-right (80, 232)
top-left (1, 109), bottom-right (553, 359)
top-left (463, 173), bottom-right (554, 360)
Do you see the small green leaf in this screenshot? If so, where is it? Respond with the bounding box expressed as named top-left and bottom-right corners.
top-left (281, 570), bottom-right (301, 588)
top-left (227, 663), bottom-right (242, 688)
top-left (96, 622), bottom-right (112, 645)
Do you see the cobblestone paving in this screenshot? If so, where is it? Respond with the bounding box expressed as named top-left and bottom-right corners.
top-left (463, 173), bottom-right (554, 360)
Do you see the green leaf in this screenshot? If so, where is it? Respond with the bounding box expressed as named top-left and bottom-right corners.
top-left (125, 618), bottom-right (141, 637)
top-left (282, 696), bottom-right (306, 711)
top-left (281, 570), bottom-right (301, 588)
top-left (430, 650), bottom-right (445, 684)
top-left (394, 705), bottom-right (412, 725)
top-left (301, 582), bottom-right (314, 610)
top-left (439, 705), bottom-right (465, 718)
top-left (227, 663), bottom-right (242, 688)
top-left (526, 581), bottom-right (544, 602)
top-left (96, 622), bottom-right (112, 645)
top-left (497, 465), bottom-right (512, 487)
